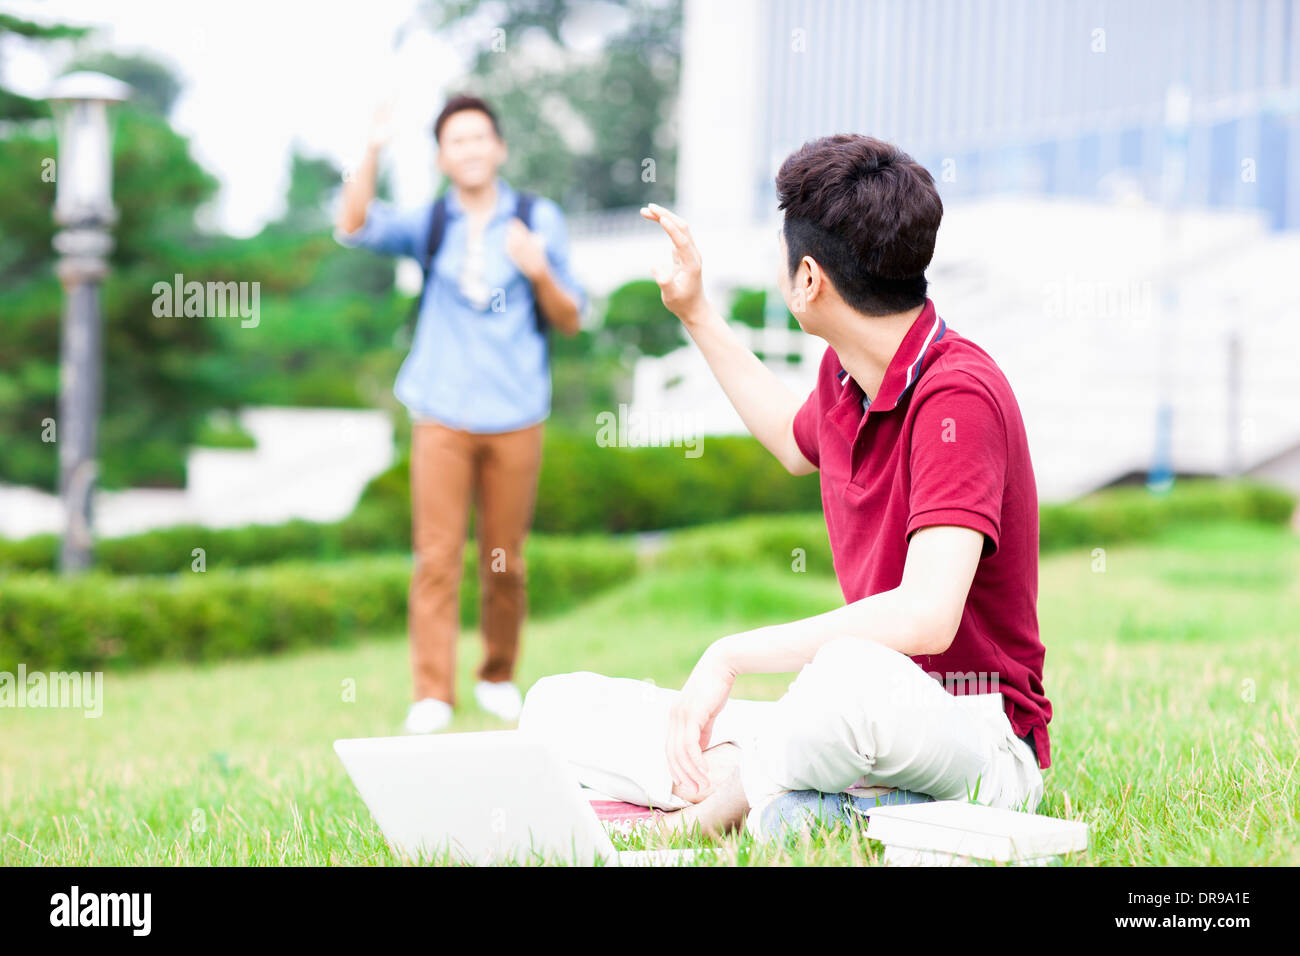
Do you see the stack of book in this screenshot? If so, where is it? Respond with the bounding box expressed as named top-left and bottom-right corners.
top-left (864, 800), bottom-right (1089, 866)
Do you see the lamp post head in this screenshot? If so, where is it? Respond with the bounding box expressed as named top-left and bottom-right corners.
top-left (46, 71), bottom-right (132, 227)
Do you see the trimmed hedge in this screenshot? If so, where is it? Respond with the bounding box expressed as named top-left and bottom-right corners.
top-left (654, 513), bottom-right (833, 577)
top-left (0, 464), bottom-right (1291, 578)
top-left (0, 508), bottom-right (399, 576)
top-left (0, 430), bottom-right (822, 574)
top-left (645, 480), bottom-right (1297, 574)
top-left (2, 480), bottom-right (1292, 674)
top-left (321, 428), bottom-right (826, 537)
top-left (531, 429), bottom-right (823, 534)
top-left (0, 535), bottom-right (637, 674)
top-left (1038, 480), bottom-right (1296, 552)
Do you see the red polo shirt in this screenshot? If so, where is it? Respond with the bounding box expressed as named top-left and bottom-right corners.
top-left (792, 298), bottom-right (1052, 769)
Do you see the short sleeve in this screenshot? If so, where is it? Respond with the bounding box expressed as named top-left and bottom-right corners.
top-left (334, 198), bottom-right (430, 260)
top-left (792, 386), bottom-right (821, 469)
top-left (906, 372), bottom-right (1007, 557)
top-left (530, 197), bottom-right (590, 322)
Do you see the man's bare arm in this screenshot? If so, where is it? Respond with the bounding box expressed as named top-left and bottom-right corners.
top-left (505, 218), bottom-right (582, 336)
top-left (664, 524), bottom-right (985, 796)
top-left (532, 268), bottom-right (582, 335)
top-left (707, 524), bottom-right (986, 675)
top-left (336, 103), bottom-right (392, 236)
top-left (641, 203), bottom-right (814, 476)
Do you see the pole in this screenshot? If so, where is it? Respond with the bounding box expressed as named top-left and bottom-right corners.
top-left (54, 227), bottom-right (112, 573)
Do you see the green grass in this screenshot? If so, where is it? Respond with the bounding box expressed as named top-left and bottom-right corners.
top-left (2, 521), bottom-right (1297, 865)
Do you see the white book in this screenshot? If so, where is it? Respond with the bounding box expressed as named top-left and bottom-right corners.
top-left (864, 800), bottom-right (1089, 863)
top-left (881, 846), bottom-right (1061, 867)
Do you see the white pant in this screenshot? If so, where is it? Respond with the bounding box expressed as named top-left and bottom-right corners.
top-left (519, 637), bottom-right (1044, 837)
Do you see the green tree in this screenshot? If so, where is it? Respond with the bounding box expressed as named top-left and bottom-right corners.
top-left (0, 45), bottom-right (227, 491)
top-left (0, 13), bottom-right (89, 121)
top-left (275, 147), bottom-right (343, 233)
top-left (601, 279), bottom-right (683, 357)
top-left (420, 0), bottom-right (681, 212)
top-left (64, 50), bottom-right (182, 117)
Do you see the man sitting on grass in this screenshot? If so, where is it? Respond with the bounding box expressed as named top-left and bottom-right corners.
top-left (519, 134), bottom-right (1052, 841)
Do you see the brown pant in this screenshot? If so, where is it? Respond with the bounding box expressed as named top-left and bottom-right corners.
top-left (408, 420), bottom-right (544, 704)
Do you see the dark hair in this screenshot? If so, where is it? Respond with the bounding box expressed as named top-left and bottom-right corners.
top-left (775, 134), bottom-right (942, 316)
top-left (433, 93), bottom-right (503, 143)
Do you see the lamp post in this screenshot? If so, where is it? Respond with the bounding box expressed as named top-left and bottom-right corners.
top-left (46, 71), bottom-right (130, 574)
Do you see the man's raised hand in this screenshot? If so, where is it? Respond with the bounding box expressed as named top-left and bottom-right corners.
top-left (640, 202), bottom-right (706, 324)
top-left (367, 98), bottom-right (397, 152)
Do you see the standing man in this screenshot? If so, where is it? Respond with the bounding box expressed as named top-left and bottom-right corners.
top-left (336, 94), bottom-right (587, 734)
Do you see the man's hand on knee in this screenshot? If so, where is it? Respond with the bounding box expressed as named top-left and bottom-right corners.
top-left (666, 651), bottom-right (736, 800)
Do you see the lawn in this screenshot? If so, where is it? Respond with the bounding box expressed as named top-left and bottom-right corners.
top-left (2, 519), bottom-right (1297, 865)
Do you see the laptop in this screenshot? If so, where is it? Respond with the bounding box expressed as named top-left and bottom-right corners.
top-left (333, 729), bottom-right (706, 866)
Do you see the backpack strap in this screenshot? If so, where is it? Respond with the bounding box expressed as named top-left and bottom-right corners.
top-left (403, 195), bottom-right (448, 346)
top-left (418, 195), bottom-right (448, 311)
top-left (514, 190), bottom-right (535, 227)
top-left (514, 191), bottom-right (547, 336)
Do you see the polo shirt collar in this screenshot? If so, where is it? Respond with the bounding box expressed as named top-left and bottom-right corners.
top-left (834, 297), bottom-right (947, 415)
top-left (444, 175), bottom-right (515, 220)
top-left (828, 298), bottom-right (947, 451)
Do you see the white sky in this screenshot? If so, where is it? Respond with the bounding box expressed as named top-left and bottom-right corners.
top-left (4, 0), bottom-right (479, 235)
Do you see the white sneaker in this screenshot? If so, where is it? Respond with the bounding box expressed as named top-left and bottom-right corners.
top-left (474, 680), bottom-right (523, 722)
top-left (404, 698), bottom-right (453, 734)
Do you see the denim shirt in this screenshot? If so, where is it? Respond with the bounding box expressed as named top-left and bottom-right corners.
top-left (336, 177), bottom-right (588, 433)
